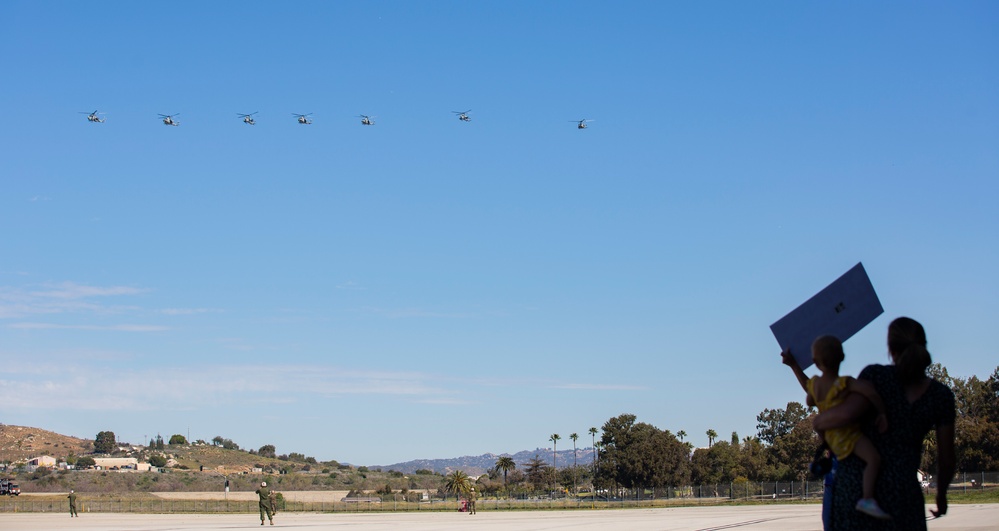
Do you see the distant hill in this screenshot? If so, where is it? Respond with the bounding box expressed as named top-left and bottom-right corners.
top-left (0, 424), bottom-right (92, 462)
top-left (377, 447), bottom-right (597, 476)
top-left (1, 424), bottom-right (597, 478)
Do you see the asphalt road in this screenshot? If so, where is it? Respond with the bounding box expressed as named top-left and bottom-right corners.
top-left (3, 504), bottom-right (998, 530)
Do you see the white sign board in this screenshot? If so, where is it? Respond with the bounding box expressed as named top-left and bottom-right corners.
top-left (770, 263), bottom-right (883, 369)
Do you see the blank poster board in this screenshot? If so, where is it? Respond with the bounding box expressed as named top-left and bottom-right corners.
top-left (770, 263), bottom-right (884, 369)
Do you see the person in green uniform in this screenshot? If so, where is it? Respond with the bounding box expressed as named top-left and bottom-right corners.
top-left (68, 490), bottom-right (78, 517)
top-left (468, 487), bottom-right (477, 515)
top-left (255, 481), bottom-right (274, 525)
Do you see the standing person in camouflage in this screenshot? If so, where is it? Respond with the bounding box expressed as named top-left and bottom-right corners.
top-left (68, 490), bottom-right (78, 517)
top-left (255, 481), bottom-right (274, 525)
top-left (468, 487), bottom-right (477, 515)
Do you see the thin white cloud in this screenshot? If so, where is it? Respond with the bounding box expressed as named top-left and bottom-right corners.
top-left (159, 308), bottom-right (219, 316)
top-left (0, 282), bottom-right (149, 319)
top-left (0, 364), bottom-right (463, 412)
top-left (7, 323), bottom-right (168, 332)
top-left (550, 383), bottom-right (647, 391)
top-left (414, 397), bottom-right (478, 405)
top-left (30, 282), bottom-right (146, 300)
top-left (360, 306), bottom-right (474, 319)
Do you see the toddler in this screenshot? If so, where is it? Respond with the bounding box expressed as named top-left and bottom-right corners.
top-left (783, 335), bottom-right (890, 520)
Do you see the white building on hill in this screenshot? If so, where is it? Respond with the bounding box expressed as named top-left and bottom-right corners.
top-left (28, 456), bottom-right (57, 467)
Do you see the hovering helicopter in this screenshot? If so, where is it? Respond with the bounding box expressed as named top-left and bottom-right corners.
top-left (572, 119), bottom-right (593, 129)
top-left (159, 114), bottom-right (180, 126)
top-left (292, 113), bottom-right (313, 125)
top-left (453, 110), bottom-right (471, 122)
top-left (80, 110), bottom-right (106, 123)
top-left (238, 112), bottom-right (258, 125)
top-left (358, 114), bottom-right (375, 125)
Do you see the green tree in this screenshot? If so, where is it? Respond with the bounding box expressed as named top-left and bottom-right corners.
top-left (442, 470), bottom-right (471, 499)
top-left (259, 444), bottom-right (277, 458)
top-left (691, 440), bottom-right (742, 484)
top-left (75, 456), bottom-right (96, 469)
top-left (495, 456), bottom-right (516, 493)
top-left (937, 365), bottom-right (999, 472)
top-left (524, 454), bottom-right (549, 492)
top-left (148, 454), bottom-right (168, 467)
top-left (767, 413), bottom-right (819, 481)
top-left (738, 436), bottom-right (772, 481)
top-left (212, 436), bottom-right (224, 446)
top-left (677, 430), bottom-right (686, 442)
top-left (597, 414), bottom-right (691, 490)
top-left (756, 402), bottom-right (810, 445)
top-left (169, 434), bottom-right (187, 445)
top-left (706, 429), bottom-right (717, 447)
top-left (94, 431), bottom-right (116, 454)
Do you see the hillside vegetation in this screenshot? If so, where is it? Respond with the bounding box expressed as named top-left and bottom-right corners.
top-left (2, 424), bottom-right (446, 495)
top-left (0, 425), bottom-right (92, 462)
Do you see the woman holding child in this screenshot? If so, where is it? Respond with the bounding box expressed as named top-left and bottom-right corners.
top-left (814, 317), bottom-right (956, 530)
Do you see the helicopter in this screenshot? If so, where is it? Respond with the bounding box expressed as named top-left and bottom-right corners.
top-left (80, 110), bottom-right (106, 123)
top-left (292, 113), bottom-right (313, 125)
top-left (238, 112), bottom-right (258, 125)
top-left (358, 114), bottom-right (375, 125)
top-left (159, 114), bottom-right (180, 126)
top-left (571, 119), bottom-right (593, 129)
top-left (453, 110), bottom-right (471, 122)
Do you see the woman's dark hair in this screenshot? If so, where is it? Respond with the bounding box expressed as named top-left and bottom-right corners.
top-left (888, 317), bottom-right (932, 385)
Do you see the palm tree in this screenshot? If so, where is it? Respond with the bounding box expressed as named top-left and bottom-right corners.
top-left (677, 430), bottom-right (686, 443)
top-left (707, 429), bottom-right (717, 447)
top-left (588, 427), bottom-right (598, 476)
top-left (443, 470), bottom-right (471, 501)
top-left (549, 433), bottom-right (561, 469)
top-left (495, 456), bottom-right (516, 494)
top-left (549, 433), bottom-right (561, 490)
top-left (569, 432), bottom-right (579, 496)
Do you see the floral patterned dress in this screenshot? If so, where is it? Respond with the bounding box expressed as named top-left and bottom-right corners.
top-left (831, 364), bottom-right (955, 530)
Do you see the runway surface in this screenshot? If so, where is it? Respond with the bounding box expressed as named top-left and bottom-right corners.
top-left (4, 504), bottom-right (998, 530)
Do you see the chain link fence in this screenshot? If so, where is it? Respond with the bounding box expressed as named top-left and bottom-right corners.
top-left (1, 471), bottom-right (994, 513)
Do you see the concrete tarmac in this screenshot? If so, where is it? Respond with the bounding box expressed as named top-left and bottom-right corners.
top-left (3, 504), bottom-right (997, 530)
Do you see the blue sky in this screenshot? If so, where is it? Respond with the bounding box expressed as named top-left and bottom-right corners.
top-left (2, 1), bottom-right (996, 466)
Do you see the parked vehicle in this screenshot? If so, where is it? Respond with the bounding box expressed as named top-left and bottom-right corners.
top-left (0, 478), bottom-right (20, 496)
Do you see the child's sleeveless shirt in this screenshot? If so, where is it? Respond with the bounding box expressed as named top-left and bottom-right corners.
top-left (808, 375), bottom-right (861, 458)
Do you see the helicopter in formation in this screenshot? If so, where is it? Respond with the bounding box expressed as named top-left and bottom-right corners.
top-left (78, 109), bottom-right (595, 130)
top-left (80, 110), bottom-right (106, 123)
top-left (238, 112), bottom-right (258, 125)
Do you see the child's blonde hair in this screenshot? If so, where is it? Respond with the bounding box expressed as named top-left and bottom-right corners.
top-left (812, 335), bottom-right (845, 369)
